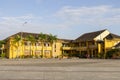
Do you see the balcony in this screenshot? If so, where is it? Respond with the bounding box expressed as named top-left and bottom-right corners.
top-left (62, 47), bottom-right (77, 50)
top-left (43, 47), bottom-right (52, 50)
top-left (77, 47), bottom-right (87, 50)
top-left (24, 46), bottom-right (42, 50)
top-left (36, 46), bottom-right (42, 50)
top-left (88, 45), bottom-right (97, 49)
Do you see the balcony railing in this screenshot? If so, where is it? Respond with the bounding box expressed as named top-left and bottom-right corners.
top-left (62, 46), bottom-right (97, 50)
top-left (88, 45), bottom-right (97, 49)
top-left (43, 47), bottom-right (52, 50)
top-left (62, 47), bottom-right (77, 50)
top-left (24, 46), bottom-right (52, 50)
top-left (77, 47), bottom-right (87, 50)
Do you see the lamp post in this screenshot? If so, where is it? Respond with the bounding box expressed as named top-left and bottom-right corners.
top-left (20, 22), bottom-right (27, 58)
top-left (21, 22), bottom-right (27, 38)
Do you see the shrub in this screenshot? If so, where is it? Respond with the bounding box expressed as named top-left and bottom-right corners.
top-left (106, 49), bottom-right (120, 59)
top-left (40, 55), bottom-right (43, 58)
top-left (1, 53), bottom-right (5, 58)
top-left (20, 55), bottom-right (25, 58)
top-left (62, 53), bottom-right (69, 57)
top-left (97, 53), bottom-right (105, 59)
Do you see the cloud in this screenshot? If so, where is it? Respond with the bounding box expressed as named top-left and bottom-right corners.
top-left (0, 14), bottom-right (65, 40)
top-left (0, 14), bottom-right (43, 39)
top-left (56, 6), bottom-right (109, 17)
top-left (0, 5), bottom-right (120, 40)
top-left (55, 5), bottom-right (120, 27)
top-left (0, 14), bottom-right (43, 26)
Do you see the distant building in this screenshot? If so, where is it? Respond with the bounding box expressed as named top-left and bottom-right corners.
top-left (62, 29), bottom-right (120, 58)
top-left (3, 32), bottom-right (63, 59)
top-left (2, 29), bottom-right (120, 59)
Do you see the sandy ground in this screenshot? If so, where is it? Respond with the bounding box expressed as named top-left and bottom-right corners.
top-left (0, 58), bottom-right (120, 80)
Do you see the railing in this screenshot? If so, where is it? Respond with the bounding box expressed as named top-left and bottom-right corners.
top-left (62, 45), bottom-right (98, 51)
top-left (43, 47), bottom-right (52, 50)
top-left (76, 47), bottom-right (87, 50)
top-left (24, 46), bottom-right (52, 50)
top-left (88, 45), bottom-right (97, 49)
top-left (62, 47), bottom-right (77, 50)
top-left (36, 46), bottom-right (42, 50)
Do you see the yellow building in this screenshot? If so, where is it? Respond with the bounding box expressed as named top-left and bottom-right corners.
top-left (4, 32), bottom-right (63, 59)
top-left (2, 29), bottom-right (120, 59)
top-left (62, 29), bottom-right (120, 58)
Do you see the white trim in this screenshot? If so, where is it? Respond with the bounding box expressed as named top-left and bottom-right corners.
top-left (94, 30), bottom-right (110, 41)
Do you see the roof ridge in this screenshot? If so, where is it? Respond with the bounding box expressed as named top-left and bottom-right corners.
top-left (84, 29), bottom-right (107, 34)
top-left (75, 29), bottom-right (107, 41)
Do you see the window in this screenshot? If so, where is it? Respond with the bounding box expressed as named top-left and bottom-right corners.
top-left (35, 42), bottom-right (41, 46)
top-left (44, 50), bottom-right (50, 54)
top-left (62, 43), bottom-right (69, 47)
top-left (35, 50), bottom-right (41, 54)
top-left (44, 43), bottom-right (49, 47)
top-left (81, 42), bottom-right (86, 47)
top-left (24, 42), bottom-right (31, 46)
top-left (28, 42), bottom-right (31, 45)
top-left (54, 49), bottom-right (56, 52)
top-left (54, 44), bottom-right (56, 48)
top-left (88, 41), bottom-right (95, 45)
top-left (24, 42), bottom-right (27, 46)
top-left (48, 43), bottom-right (50, 46)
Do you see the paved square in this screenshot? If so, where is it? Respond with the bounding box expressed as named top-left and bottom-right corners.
top-left (0, 59), bottom-right (120, 80)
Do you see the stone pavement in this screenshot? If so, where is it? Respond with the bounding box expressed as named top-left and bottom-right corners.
top-left (0, 59), bottom-right (120, 80)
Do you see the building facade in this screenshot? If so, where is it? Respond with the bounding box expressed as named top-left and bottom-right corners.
top-left (2, 29), bottom-right (120, 59)
top-left (62, 29), bottom-right (120, 58)
top-left (4, 32), bottom-right (63, 59)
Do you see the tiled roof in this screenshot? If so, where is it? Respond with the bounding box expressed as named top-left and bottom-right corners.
top-left (4, 32), bottom-right (73, 42)
top-left (7, 32), bottom-right (39, 39)
top-left (59, 39), bottom-right (73, 43)
top-left (4, 32), bottom-right (51, 40)
top-left (106, 33), bottom-right (120, 39)
top-left (4, 32), bottom-right (66, 41)
top-left (75, 29), bottom-right (106, 41)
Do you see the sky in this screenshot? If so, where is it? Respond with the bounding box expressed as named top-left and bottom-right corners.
top-left (0, 0), bottom-right (120, 40)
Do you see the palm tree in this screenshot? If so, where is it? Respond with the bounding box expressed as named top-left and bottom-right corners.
top-left (38, 32), bottom-right (48, 58)
top-left (13, 35), bottom-right (21, 58)
top-left (0, 40), bottom-right (6, 58)
top-left (38, 33), bottom-right (57, 58)
top-left (48, 34), bottom-right (57, 43)
top-left (26, 35), bottom-right (36, 57)
top-left (48, 34), bottom-right (57, 58)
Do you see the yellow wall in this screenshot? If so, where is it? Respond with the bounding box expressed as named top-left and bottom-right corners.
top-left (105, 38), bottom-right (120, 49)
top-left (4, 34), bottom-right (120, 59)
top-left (52, 41), bottom-right (62, 58)
top-left (4, 37), bottom-right (63, 59)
